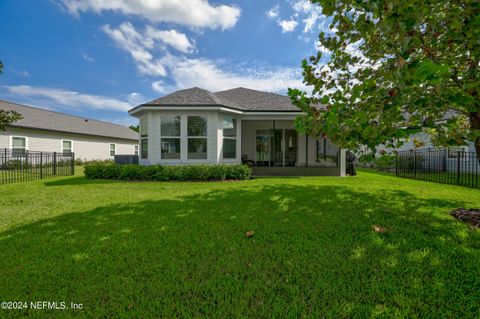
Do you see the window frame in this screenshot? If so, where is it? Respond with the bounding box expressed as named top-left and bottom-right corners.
top-left (10, 136), bottom-right (28, 153)
top-left (109, 143), bottom-right (116, 157)
top-left (187, 115), bottom-right (208, 161)
top-left (61, 139), bottom-right (73, 154)
top-left (160, 115), bottom-right (182, 160)
top-left (140, 116), bottom-right (149, 160)
top-left (134, 145), bottom-right (139, 156)
top-left (222, 116), bottom-right (237, 160)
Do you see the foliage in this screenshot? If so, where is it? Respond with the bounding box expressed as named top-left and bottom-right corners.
top-left (358, 154), bottom-right (396, 171)
top-left (129, 125), bottom-right (139, 132)
top-left (0, 61), bottom-right (23, 131)
top-left (84, 164), bottom-right (252, 181)
top-left (0, 171), bottom-right (480, 317)
top-left (289, 0), bottom-right (480, 159)
top-left (74, 158), bottom-right (114, 166)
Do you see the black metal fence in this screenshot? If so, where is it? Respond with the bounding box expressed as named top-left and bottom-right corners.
top-left (114, 155), bottom-right (139, 165)
top-left (396, 148), bottom-right (479, 188)
top-left (0, 149), bottom-right (75, 185)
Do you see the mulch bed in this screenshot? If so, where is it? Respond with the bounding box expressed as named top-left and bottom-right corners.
top-left (449, 208), bottom-right (480, 228)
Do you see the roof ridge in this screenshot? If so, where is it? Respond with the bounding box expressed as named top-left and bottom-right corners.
top-left (0, 99), bottom-right (133, 129)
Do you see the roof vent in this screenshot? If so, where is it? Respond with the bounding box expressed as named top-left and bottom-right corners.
top-left (84, 119), bottom-right (88, 122)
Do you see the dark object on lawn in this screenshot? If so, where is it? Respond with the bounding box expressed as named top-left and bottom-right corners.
top-left (450, 208), bottom-right (480, 228)
top-left (245, 230), bottom-right (254, 238)
top-left (346, 150), bottom-right (357, 176)
top-left (242, 154), bottom-right (255, 167)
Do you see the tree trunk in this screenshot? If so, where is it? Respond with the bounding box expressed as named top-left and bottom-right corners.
top-left (471, 112), bottom-right (480, 163)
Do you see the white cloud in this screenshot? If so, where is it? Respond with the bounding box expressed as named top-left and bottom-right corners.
top-left (58, 0), bottom-right (241, 30)
top-left (155, 57), bottom-right (305, 93)
top-left (102, 22), bottom-right (167, 76)
top-left (266, 5), bottom-right (279, 19)
top-left (278, 19), bottom-right (298, 33)
top-left (3, 85), bottom-right (133, 112)
top-left (126, 92), bottom-right (145, 105)
top-left (102, 22), bottom-right (196, 77)
top-left (103, 22), bottom-right (305, 95)
top-left (82, 53), bottom-right (94, 62)
top-left (145, 27), bottom-right (194, 54)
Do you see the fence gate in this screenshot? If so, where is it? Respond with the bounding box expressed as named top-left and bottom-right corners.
top-left (396, 148), bottom-right (479, 189)
top-left (0, 148), bottom-right (75, 185)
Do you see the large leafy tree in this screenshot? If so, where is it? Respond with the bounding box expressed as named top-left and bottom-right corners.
top-left (289, 0), bottom-right (480, 159)
top-left (0, 61), bottom-right (22, 131)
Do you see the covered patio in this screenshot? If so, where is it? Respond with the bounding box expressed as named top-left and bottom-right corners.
top-left (240, 119), bottom-right (346, 176)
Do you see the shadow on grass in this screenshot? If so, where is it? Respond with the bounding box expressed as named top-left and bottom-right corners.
top-left (1, 184), bottom-right (479, 318)
top-left (44, 176), bottom-right (120, 186)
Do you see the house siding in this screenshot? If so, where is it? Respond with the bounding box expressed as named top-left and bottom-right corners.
top-left (146, 110), bottom-right (225, 165)
top-left (0, 127), bottom-right (138, 160)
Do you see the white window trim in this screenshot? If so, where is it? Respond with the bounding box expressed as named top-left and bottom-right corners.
top-left (61, 139), bottom-right (73, 153)
top-left (9, 136), bottom-right (29, 151)
top-left (134, 145), bottom-right (139, 156)
top-left (160, 115), bottom-right (182, 162)
top-left (109, 143), bottom-right (116, 157)
top-left (187, 115), bottom-right (208, 162)
top-left (222, 117), bottom-right (237, 161)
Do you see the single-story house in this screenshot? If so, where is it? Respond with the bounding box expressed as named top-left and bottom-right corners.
top-left (129, 87), bottom-right (346, 176)
top-left (0, 100), bottom-right (139, 160)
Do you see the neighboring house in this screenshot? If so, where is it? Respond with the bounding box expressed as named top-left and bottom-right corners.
top-left (376, 132), bottom-right (479, 173)
top-left (0, 100), bottom-right (139, 160)
top-left (129, 87), bottom-right (346, 176)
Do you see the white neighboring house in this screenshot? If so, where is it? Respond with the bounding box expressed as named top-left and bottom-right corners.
top-left (129, 87), bottom-right (346, 176)
top-left (0, 100), bottom-right (139, 160)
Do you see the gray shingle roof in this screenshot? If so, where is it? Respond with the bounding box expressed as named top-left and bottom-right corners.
top-left (0, 100), bottom-right (138, 141)
top-left (136, 87), bottom-right (302, 112)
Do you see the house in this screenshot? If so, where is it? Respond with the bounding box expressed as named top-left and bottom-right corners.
top-left (377, 132), bottom-right (480, 173)
top-left (129, 87), bottom-right (346, 176)
top-left (0, 100), bottom-right (139, 160)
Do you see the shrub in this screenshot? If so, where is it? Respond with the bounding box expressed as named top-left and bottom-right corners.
top-left (84, 164), bottom-right (252, 182)
top-left (75, 158), bottom-right (114, 166)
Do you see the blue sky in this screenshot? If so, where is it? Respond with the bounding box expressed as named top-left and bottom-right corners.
top-left (0, 0), bottom-right (329, 126)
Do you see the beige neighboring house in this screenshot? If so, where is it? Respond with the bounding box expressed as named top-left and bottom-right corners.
top-left (129, 87), bottom-right (346, 176)
top-left (0, 100), bottom-right (139, 160)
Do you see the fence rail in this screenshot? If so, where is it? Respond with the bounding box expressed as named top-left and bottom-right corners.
top-left (396, 148), bottom-right (479, 189)
top-left (0, 149), bottom-right (75, 185)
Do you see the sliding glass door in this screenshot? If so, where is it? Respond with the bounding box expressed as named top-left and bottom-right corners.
top-left (255, 129), bottom-right (297, 167)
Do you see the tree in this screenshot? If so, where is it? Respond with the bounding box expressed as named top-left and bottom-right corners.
top-left (129, 125), bottom-right (139, 132)
top-left (289, 0), bottom-right (480, 160)
top-left (0, 61), bottom-right (23, 131)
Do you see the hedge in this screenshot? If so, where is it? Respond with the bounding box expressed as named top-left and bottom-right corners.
top-left (84, 164), bottom-right (252, 181)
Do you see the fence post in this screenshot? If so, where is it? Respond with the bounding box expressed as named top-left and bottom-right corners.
top-left (413, 150), bottom-right (417, 178)
top-left (40, 152), bottom-right (43, 179)
top-left (71, 153), bottom-right (75, 176)
top-left (456, 151), bottom-right (461, 184)
top-left (53, 152), bottom-right (57, 176)
top-left (395, 152), bottom-right (398, 176)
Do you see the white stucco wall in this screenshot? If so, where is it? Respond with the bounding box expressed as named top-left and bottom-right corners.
top-left (0, 127), bottom-right (138, 160)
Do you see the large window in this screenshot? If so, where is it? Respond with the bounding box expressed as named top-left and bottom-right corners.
top-left (140, 117), bottom-right (148, 159)
top-left (110, 144), bottom-right (116, 157)
top-left (223, 116), bottom-right (237, 159)
top-left (62, 140), bottom-right (73, 154)
top-left (11, 136), bottom-right (27, 156)
top-left (161, 116), bottom-right (181, 160)
top-left (187, 116), bottom-right (207, 160)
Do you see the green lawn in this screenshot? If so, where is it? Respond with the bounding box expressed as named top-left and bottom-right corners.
top-left (0, 169), bottom-right (479, 318)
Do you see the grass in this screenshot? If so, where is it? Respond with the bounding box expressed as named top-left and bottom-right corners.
top-left (0, 169), bottom-right (479, 318)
